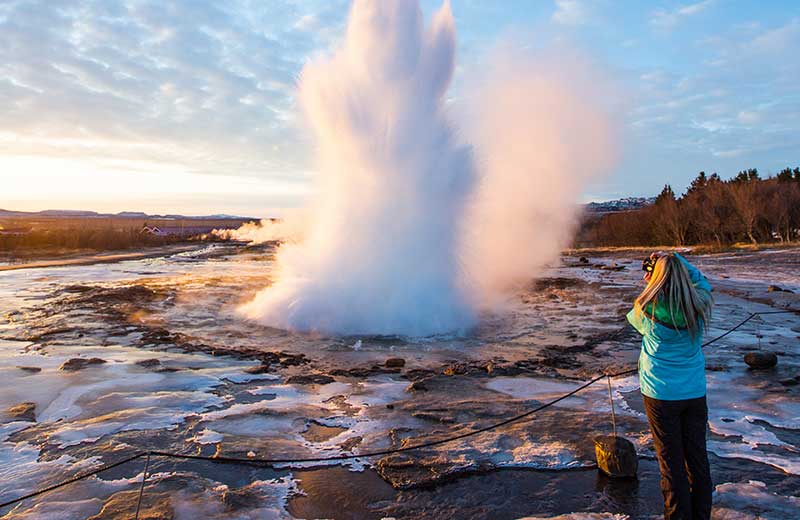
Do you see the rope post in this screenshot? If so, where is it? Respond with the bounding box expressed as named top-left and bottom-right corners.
top-left (606, 374), bottom-right (617, 437)
top-left (755, 314), bottom-right (763, 349)
top-left (134, 452), bottom-right (151, 520)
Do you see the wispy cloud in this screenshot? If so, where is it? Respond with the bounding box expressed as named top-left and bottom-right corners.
top-left (0, 0), bottom-right (349, 182)
top-left (552, 0), bottom-right (589, 26)
top-left (651, 0), bottom-right (713, 30)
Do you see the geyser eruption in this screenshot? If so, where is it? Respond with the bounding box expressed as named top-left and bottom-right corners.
top-left (241, 0), bottom-right (618, 336)
top-left (241, 0), bottom-right (476, 336)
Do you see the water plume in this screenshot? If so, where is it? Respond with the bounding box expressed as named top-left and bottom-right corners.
top-left (239, 0), bottom-right (618, 336)
top-left (240, 0), bottom-right (476, 336)
top-left (463, 47), bottom-right (619, 302)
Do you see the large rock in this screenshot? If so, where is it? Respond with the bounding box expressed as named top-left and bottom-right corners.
top-left (744, 351), bottom-right (778, 369)
top-left (594, 435), bottom-right (638, 478)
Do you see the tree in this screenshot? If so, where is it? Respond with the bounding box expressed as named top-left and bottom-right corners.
top-left (728, 174), bottom-right (760, 244)
top-left (686, 171), bottom-right (708, 196)
top-left (654, 184), bottom-right (689, 246)
top-left (777, 168), bottom-right (794, 183)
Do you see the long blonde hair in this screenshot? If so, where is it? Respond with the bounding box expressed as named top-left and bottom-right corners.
top-left (634, 254), bottom-right (712, 337)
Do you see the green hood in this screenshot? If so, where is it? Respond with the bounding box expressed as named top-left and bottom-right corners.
top-left (644, 299), bottom-right (687, 329)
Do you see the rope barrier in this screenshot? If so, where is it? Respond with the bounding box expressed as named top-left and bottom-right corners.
top-left (1, 308), bottom-right (796, 514)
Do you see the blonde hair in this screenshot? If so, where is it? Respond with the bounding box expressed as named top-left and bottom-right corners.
top-left (634, 254), bottom-right (712, 337)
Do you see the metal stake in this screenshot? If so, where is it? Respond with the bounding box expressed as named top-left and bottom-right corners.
top-left (607, 375), bottom-right (617, 437)
top-left (134, 452), bottom-right (151, 520)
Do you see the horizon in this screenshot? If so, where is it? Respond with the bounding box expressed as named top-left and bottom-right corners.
top-left (2, 0), bottom-right (798, 215)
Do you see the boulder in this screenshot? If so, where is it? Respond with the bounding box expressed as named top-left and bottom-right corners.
top-left (385, 358), bottom-right (406, 368)
top-left (594, 435), bottom-right (638, 478)
top-left (59, 357), bottom-right (106, 371)
top-left (744, 351), bottom-right (778, 369)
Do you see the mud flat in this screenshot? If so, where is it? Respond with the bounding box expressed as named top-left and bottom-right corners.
top-left (0, 245), bottom-right (798, 519)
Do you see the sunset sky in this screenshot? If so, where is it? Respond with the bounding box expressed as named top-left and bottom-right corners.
top-left (2, 0), bottom-right (798, 217)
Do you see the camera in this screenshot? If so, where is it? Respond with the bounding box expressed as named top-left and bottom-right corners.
top-left (642, 257), bottom-right (657, 273)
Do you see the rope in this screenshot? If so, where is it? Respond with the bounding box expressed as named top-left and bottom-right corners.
top-left (1, 309), bottom-right (796, 512)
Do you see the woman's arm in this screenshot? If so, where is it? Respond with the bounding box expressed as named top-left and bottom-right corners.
top-left (626, 308), bottom-right (651, 336)
top-left (674, 252), bottom-right (712, 293)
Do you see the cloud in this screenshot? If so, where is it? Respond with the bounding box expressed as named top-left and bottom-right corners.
top-left (0, 0), bottom-right (349, 187)
top-left (552, 0), bottom-right (588, 26)
top-left (651, 0), bottom-right (713, 30)
top-left (630, 16), bottom-right (800, 180)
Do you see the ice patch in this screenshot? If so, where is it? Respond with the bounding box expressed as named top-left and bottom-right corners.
top-left (485, 376), bottom-right (641, 418)
top-left (189, 428), bottom-right (224, 445)
top-left (707, 440), bottom-right (800, 475)
top-left (518, 514), bottom-right (629, 520)
top-left (713, 480), bottom-right (800, 520)
top-left (171, 476), bottom-right (299, 520)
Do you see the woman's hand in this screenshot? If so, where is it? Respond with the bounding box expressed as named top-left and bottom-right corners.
top-left (643, 251), bottom-right (662, 283)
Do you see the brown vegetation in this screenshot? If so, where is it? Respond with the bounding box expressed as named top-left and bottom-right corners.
top-left (577, 167), bottom-right (800, 248)
top-left (0, 216), bottom-right (249, 261)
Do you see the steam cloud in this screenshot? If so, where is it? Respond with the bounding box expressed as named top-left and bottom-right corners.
top-left (237, 0), bottom-right (618, 336)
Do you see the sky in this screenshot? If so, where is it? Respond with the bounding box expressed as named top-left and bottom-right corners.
top-left (1, 0), bottom-right (798, 217)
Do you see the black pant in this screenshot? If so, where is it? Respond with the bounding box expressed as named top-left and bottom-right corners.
top-left (643, 395), bottom-right (713, 520)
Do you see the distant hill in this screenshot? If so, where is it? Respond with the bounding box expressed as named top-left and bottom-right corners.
top-left (0, 208), bottom-right (257, 220)
top-left (583, 197), bottom-right (655, 214)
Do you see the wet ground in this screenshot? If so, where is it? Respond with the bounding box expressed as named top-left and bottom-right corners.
top-left (0, 244), bottom-right (798, 519)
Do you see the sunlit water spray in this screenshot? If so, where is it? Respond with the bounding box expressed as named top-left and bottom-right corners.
top-left (237, 0), bottom-right (618, 336)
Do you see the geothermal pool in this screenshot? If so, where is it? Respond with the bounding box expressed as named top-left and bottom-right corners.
top-left (0, 244), bottom-right (798, 519)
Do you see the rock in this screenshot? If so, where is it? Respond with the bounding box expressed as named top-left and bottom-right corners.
top-left (135, 358), bottom-right (161, 368)
top-left (594, 435), bottom-right (638, 478)
top-left (579, 256), bottom-right (589, 264)
top-left (339, 436), bottom-right (362, 452)
top-left (405, 380), bottom-right (429, 392)
top-left (744, 352), bottom-right (778, 369)
top-left (244, 363), bottom-right (272, 374)
top-left (286, 373), bottom-right (335, 385)
top-left (221, 485), bottom-right (264, 510)
top-left (443, 363), bottom-right (467, 376)
top-left (779, 378), bottom-right (798, 386)
top-left (412, 411), bottom-right (457, 423)
top-left (767, 285), bottom-right (793, 293)
top-left (385, 357), bottom-right (406, 368)
top-left (7, 402), bottom-right (36, 422)
top-left (16, 366), bottom-right (41, 373)
top-left (59, 357), bottom-right (106, 371)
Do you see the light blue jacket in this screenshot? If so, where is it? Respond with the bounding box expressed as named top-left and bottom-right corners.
top-left (626, 253), bottom-right (712, 401)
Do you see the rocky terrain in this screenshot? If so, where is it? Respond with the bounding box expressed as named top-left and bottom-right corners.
top-left (0, 244), bottom-right (798, 519)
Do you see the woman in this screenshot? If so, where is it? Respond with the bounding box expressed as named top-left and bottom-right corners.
top-left (626, 252), bottom-right (714, 520)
